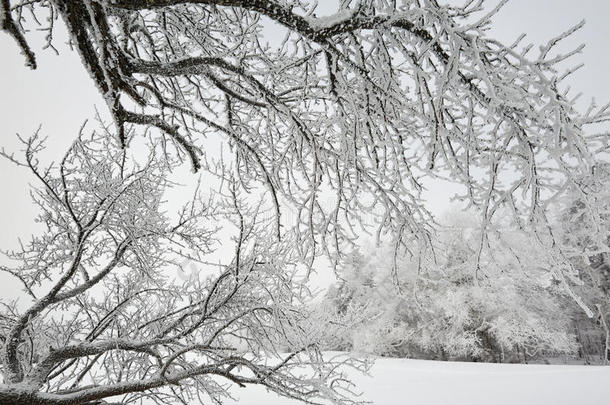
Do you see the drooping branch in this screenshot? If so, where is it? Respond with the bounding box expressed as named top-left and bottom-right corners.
top-left (0, 0), bottom-right (36, 68)
top-left (0, 129), bottom-right (366, 404)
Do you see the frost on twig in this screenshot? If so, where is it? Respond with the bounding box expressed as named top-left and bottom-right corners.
top-left (0, 129), bottom-right (367, 404)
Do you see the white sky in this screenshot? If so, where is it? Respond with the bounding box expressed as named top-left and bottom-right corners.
top-left (1, 0), bottom-right (609, 301)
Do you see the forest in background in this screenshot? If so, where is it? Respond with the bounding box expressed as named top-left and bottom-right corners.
top-left (321, 166), bottom-right (610, 364)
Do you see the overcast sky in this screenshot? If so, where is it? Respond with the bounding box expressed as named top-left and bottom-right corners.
top-left (1, 0), bottom-right (609, 300)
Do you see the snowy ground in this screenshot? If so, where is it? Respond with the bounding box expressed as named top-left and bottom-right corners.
top-left (223, 357), bottom-right (610, 405)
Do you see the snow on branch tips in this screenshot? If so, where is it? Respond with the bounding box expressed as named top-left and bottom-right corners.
top-left (1, 0), bottom-right (609, 402)
top-left (0, 128), bottom-right (366, 404)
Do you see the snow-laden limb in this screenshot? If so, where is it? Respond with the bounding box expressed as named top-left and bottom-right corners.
top-left (0, 131), bottom-right (367, 405)
top-left (4, 1), bottom-right (609, 276)
top-left (0, 0), bottom-right (36, 68)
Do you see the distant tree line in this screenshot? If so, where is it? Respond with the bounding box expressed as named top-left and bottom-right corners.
top-left (321, 167), bottom-right (610, 364)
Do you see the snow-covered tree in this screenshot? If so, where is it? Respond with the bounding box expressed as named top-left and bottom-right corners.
top-left (0, 131), bottom-right (365, 404)
top-left (2, 0), bottom-right (610, 401)
top-left (558, 163), bottom-right (610, 363)
top-left (325, 219), bottom-right (579, 362)
top-left (2, 0), bottom-right (609, 269)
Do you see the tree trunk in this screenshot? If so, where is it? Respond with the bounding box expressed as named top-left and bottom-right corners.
top-left (597, 304), bottom-right (610, 365)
